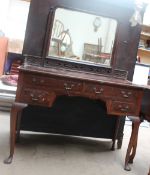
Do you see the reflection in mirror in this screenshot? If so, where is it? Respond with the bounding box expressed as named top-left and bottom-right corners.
top-left (48, 8), bottom-right (117, 66)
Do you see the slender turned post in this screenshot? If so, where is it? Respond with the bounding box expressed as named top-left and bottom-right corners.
top-left (4, 102), bottom-right (27, 164)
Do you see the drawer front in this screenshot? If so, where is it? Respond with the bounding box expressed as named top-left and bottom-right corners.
top-left (107, 101), bottom-right (138, 116)
top-left (84, 83), bottom-right (112, 98)
top-left (23, 74), bottom-right (83, 92)
top-left (112, 88), bottom-right (138, 102)
top-left (18, 87), bottom-right (56, 106)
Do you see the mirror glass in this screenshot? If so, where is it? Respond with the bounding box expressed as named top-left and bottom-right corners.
top-left (48, 8), bottom-right (117, 66)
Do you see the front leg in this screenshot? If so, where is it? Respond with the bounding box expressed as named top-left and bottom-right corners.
top-left (128, 123), bottom-right (139, 164)
top-left (124, 118), bottom-right (141, 171)
top-left (16, 110), bottom-right (23, 143)
top-left (4, 102), bottom-right (27, 164)
top-left (111, 117), bottom-right (121, 151)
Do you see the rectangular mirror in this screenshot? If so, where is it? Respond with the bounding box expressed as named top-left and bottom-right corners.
top-left (48, 8), bottom-right (117, 66)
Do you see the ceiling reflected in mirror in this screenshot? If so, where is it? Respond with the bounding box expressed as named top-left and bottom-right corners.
top-left (48, 8), bottom-right (117, 66)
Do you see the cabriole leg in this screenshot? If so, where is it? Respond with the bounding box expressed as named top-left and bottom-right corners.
top-left (4, 102), bottom-right (27, 164)
top-left (124, 118), bottom-right (141, 171)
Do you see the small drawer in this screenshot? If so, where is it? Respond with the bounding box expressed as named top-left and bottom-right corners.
top-left (112, 88), bottom-right (138, 101)
top-left (23, 74), bottom-right (58, 87)
top-left (18, 88), bottom-right (56, 107)
top-left (107, 101), bottom-right (138, 116)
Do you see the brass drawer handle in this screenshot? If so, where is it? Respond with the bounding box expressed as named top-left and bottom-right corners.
top-left (123, 94), bottom-right (129, 98)
top-left (32, 77), bottom-right (37, 82)
top-left (118, 104), bottom-right (129, 112)
top-left (40, 79), bottom-right (45, 83)
top-left (30, 93), bottom-right (42, 101)
top-left (31, 97), bottom-right (45, 102)
top-left (64, 83), bottom-right (74, 90)
top-left (121, 91), bottom-right (132, 98)
top-left (32, 77), bottom-right (45, 84)
top-left (93, 87), bottom-right (104, 94)
top-left (31, 97), bottom-right (39, 101)
top-left (120, 108), bottom-right (128, 112)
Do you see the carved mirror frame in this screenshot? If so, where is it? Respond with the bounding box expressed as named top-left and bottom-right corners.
top-left (41, 6), bottom-right (122, 77)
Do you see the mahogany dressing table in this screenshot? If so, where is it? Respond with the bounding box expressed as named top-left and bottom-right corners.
top-left (4, 0), bottom-right (149, 171)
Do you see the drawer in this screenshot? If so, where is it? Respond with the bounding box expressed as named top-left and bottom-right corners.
top-left (23, 74), bottom-right (82, 92)
top-left (18, 87), bottom-right (56, 107)
top-left (107, 101), bottom-right (139, 116)
top-left (84, 83), bottom-right (112, 98)
top-left (112, 88), bottom-right (138, 102)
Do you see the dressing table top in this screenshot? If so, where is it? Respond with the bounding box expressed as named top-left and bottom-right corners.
top-left (20, 65), bottom-right (149, 90)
